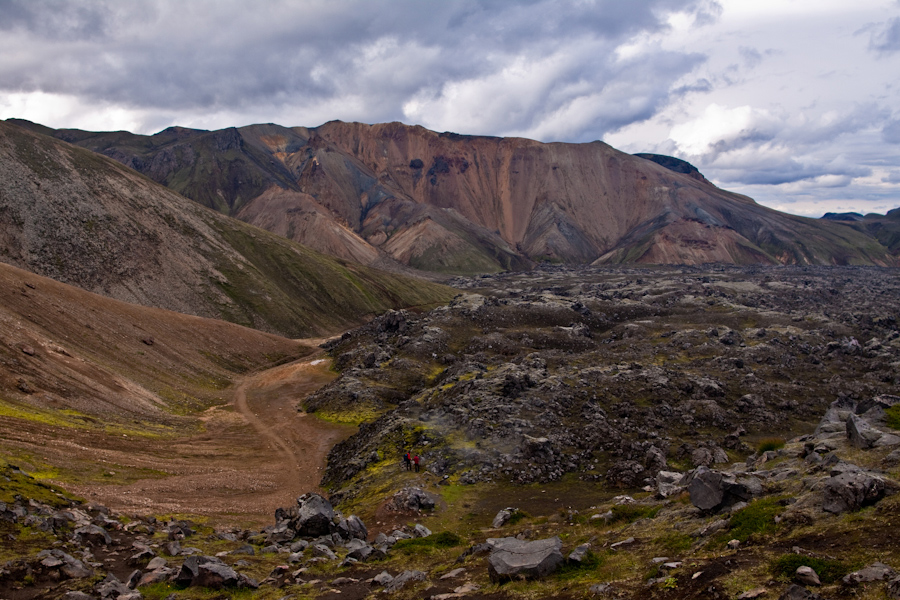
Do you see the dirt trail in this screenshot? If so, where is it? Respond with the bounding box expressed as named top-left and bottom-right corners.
top-left (32, 348), bottom-right (354, 528)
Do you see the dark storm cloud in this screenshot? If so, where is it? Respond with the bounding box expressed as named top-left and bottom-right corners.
top-left (0, 0), bottom-right (711, 135)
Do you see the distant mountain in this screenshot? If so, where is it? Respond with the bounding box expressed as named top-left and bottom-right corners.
top-left (820, 208), bottom-right (900, 256)
top-left (10, 119), bottom-right (897, 270)
top-left (0, 121), bottom-right (453, 338)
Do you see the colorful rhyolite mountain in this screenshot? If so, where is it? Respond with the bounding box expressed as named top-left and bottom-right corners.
top-left (0, 121), bottom-right (452, 338)
top-left (9, 119), bottom-right (897, 272)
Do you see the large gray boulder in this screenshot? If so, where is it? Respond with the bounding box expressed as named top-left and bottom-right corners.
top-left (687, 467), bottom-right (724, 510)
top-left (387, 487), bottom-right (436, 512)
top-left (842, 562), bottom-right (897, 585)
top-left (822, 472), bottom-right (885, 514)
top-left (336, 515), bottom-right (367, 541)
top-left (686, 466), bottom-right (763, 511)
top-left (174, 555), bottom-right (254, 589)
top-left (293, 493), bottom-right (335, 537)
top-left (73, 524), bottom-right (112, 547)
top-left (38, 549), bottom-right (93, 579)
top-left (383, 569), bottom-right (426, 592)
top-left (846, 413), bottom-right (884, 449)
top-left (193, 561), bottom-right (241, 589)
top-left (656, 471), bottom-right (685, 498)
top-left (487, 536), bottom-right (564, 583)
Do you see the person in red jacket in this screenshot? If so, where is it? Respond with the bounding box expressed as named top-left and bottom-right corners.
top-left (413, 454), bottom-right (420, 472)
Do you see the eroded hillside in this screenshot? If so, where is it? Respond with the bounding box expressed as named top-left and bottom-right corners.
top-left (12, 119), bottom-right (896, 273)
top-left (0, 121), bottom-right (453, 338)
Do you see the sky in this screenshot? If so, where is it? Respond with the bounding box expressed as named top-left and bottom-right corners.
top-left (1, 0), bottom-right (899, 218)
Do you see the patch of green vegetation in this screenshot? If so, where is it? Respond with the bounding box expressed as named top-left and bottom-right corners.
top-left (209, 221), bottom-right (454, 338)
top-left (723, 497), bottom-right (784, 543)
top-left (770, 554), bottom-right (854, 584)
top-left (391, 531), bottom-right (463, 554)
top-left (0, 458), bottom-right (80, 508)
top-left (655, 531), bottom-right (693, 554)
top-left (886, 405), bottom-right (900, 431)
top-left (555, 550), bottom-right (603, 580)
top-left (0, 396), bottom-right (173, 439)
top-left (757, 437), bottom-right (786, 453)
top-left (605, 504), bottom-right (661, 524)
top-left (311, 405), bottom-right (384, 426)
top-left (507, 508), bottom-right (530, 525)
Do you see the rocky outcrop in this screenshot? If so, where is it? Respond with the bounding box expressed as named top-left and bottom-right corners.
top-left (822, 472), bottom-right (886, 514)
top-left (487, 537), bottom-right (564, 583)
top-left (685, 466), bottom-right (762, 512)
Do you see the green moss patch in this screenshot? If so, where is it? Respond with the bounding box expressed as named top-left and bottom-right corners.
top-left (392, 531), bottom-right (463, 554)
top-left (886, 405), bottom-right (900, 431)
top-left (724, 497), bottom-right (784, 543)
top-left (606, 504), bottom-right (661, 524)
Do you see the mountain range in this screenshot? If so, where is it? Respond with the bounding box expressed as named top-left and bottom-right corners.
top-left (10, 118), bottom-right (897, 272)
top-left (0, 120), bottom-right (452, 339)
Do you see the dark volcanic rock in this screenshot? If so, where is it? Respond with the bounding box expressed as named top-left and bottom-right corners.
top-left (292, 493), bottom-right (335, 537)
top-left (822, 471), bottom-right (885, 514)
top-left (487, 536), bottom-right (564, 583)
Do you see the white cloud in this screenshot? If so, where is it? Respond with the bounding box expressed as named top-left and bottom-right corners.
top-left (0, 0), bottom-right (899, 216)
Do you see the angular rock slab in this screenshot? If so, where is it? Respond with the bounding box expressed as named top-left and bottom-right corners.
top-left (847, 413), bottom-right (884, 449)
top-left (822, 471), bottom-right (885, 514)
top-left (487, 536), bottom-right (564, 583)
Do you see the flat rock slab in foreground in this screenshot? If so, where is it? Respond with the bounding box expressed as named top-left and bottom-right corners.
top-left (487, 536), bottom-right (564, 583)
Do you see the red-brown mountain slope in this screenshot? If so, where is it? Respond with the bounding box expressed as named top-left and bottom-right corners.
top-left (11, 119), bottom-right (895, 271)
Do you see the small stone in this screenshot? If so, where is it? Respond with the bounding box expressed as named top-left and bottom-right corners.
top-left (795, 565), bottom-right (820, 586)
top-left (440, 568), bottom-right (465, 579)
top-left (373, 570), bottom-right (394, 585)
top-left (610, 537), bottom-right (635, 550)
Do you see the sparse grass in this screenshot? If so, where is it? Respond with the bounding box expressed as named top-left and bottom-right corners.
top-left (655, 531), bottom-right (694, 554)
top-left (606, 504), bottom-right (661, 524)
top-left (723, 497), bottom-right (784, 543)
top-left (757, 437), bottom-right (786, 453)
top-left (886, 405), bottom-right (900, 431)
top-left (770, 554), bottom-right (855, 584)
top-left (392, 531), bottom-right (463, 554)
top-left (555, 550), bottom-right (603, 580)
top-left (507, 508), bottom-right (530, 525)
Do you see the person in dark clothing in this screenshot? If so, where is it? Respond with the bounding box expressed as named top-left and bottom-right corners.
top-left (413, 454), bottom-right (420, 472)
top-left (403, 452), bottom-right (412, 471)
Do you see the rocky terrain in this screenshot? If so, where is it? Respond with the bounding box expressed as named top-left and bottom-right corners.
top-left (10, 119), bottom-right (897, 273)
top-left (2, 265), bottom-right (900, 600)
top-left (0, 121), bottom-right (452, 339)
top-left (311, 266), bottom-right (899, 498)
top-left (1, 265), bottom-right (900, 599)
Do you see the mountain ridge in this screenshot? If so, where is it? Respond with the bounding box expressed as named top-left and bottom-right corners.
top-left (7, 118), bottom-right (898, 271)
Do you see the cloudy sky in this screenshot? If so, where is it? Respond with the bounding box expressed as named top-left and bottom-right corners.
top-left (1, 0), bottom-right (899, 217)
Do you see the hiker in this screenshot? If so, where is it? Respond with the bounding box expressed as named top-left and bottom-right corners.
top-left (413, 454), bottom-right (420, 472)
top-left (403, 452), bottom-right (412, 471)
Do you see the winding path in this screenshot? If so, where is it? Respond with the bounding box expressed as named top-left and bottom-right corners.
top-left (57, 348), bottom-right (354, 527)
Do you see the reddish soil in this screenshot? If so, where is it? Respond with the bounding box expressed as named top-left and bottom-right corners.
top-left (57, 351), bottom-right (355, 527)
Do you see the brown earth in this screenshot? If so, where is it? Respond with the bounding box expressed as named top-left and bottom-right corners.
top-left (0, 261), bottom-right (355, 527)
top-left (59, 353), bottom-right (355, 528)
